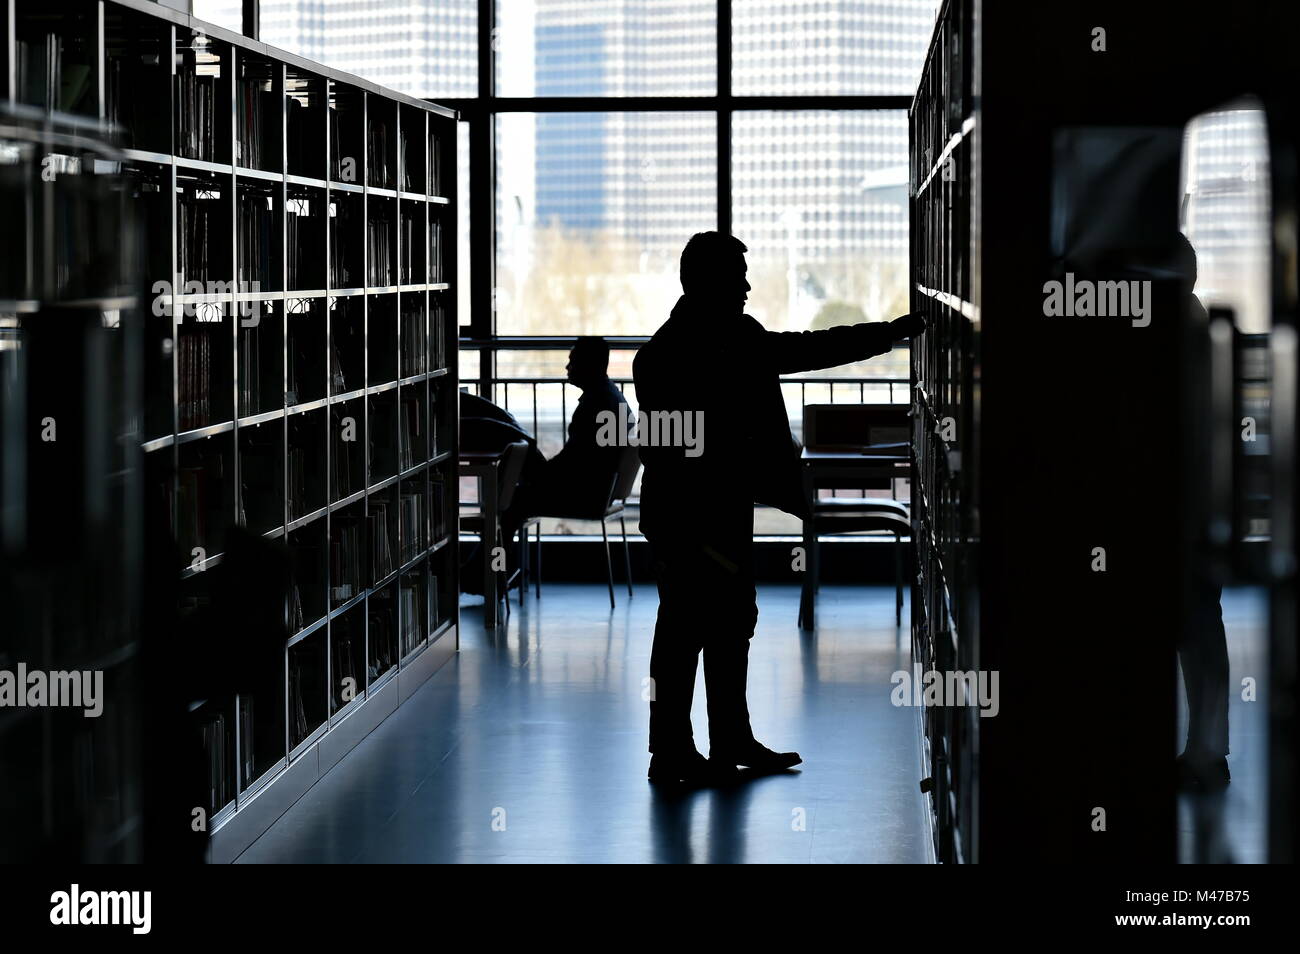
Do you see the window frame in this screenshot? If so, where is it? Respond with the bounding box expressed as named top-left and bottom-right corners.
top-left (235, 0), bottom-right (921, 396)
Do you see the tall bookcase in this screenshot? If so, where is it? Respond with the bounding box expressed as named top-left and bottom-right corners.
top-left (0, 105), bottom-right (144, 862)
top-left (909, 0), bottom-right (1300, 864)
top-left (909, 0), bottom-right (977, 865)
top-left (4, 0), bottom-right (460, 861)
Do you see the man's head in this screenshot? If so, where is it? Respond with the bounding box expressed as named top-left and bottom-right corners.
top-left (566, 336), bottom-right (611, 388)
top-left (680, 232), bottom-right (751, 315)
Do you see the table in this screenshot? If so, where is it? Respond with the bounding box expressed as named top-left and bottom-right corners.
top-left (799, 446), bottom-right (911, 630)
top-left (460, 449), bottom-right (505, 629)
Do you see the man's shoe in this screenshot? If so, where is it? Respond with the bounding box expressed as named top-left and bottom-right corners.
top-left (648, 750), bottom-right (731, 784)
top-left (710, 741), bottom-right (802, 772)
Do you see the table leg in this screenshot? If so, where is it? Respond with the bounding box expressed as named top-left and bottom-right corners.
top-left (483, 475), bottom-right (498, 629)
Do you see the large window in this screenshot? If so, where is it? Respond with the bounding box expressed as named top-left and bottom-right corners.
top-left (495, 111), bottom-right (717, 335)
top-left (495, 0), bottom-right (718, 97)
top-left (191, 0), bottom-right (940, 535)
top-left (732, 0), bottom-right (937, 95)
top-left (260, 0), bottom-right (479, 98)
top-left (732, 109), bottom-right (910, 380)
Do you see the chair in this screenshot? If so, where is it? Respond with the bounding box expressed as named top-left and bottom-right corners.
top-left (459, 440), bottom-right (530, 617)
top-left (798, 403), bottom-right (911, 630)
top-left (520, 444), bottom-right (641, 609)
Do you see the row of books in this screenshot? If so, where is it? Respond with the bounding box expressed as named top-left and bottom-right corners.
top-left (399, 574), bottom-right (426, 656)
top-left (288, 640), bottom-right (325, 746)
top-left (287, 200), bottom-right (322, 290)
top-left (178, 195), bottom-right (224, 286)
top-left (239, 322), bottom-right (266, 417)
top-left (178, 327), bottom-right (217, 431)
top-left (238, 193), bottom-right (276, 287)
top-left (399, 131), bottom-right (418, 192)
top-left (237, 431), bottom-right (281, 531)
top-left (16, 34), bottom-right (94, 115)
top-left (333, 427), bottom-right (363, 499)
top-left (367, 210), bottom-right (395, 286)
top-left (288, 541), bottom-right (325, 633)
top-left (330, 107), bottom-right (360, 183)
top-left (431, 138), bottom-right (446, 196)
top-left (332, 628), bottom-right (362, 708)
top-left (400, 304), bottom-right (427, 377)
top-left (330, 516), bottom-right (365, 604)
top-left (198, 711), bottom-right (231, 816)
top-left (238, 697), bottom-right (256, 790)
top-left (288, 95), bottom-right (324, 179)
top-left (288, 445), bottom-right (315, 519)
top-left (236, 79), bottom-right (278, 171)
top-left (106, 51), bottom-right (169, 151)
top-left (399, 489), bottom-right (426, 565)
top-left (369, 499), bottom-right (398, 581)
top-left (400, 212), bottom-right (422, 284)
top-left (329, 198), bottom-right (361, 288)
top-left (399, 395), bottom-right (425, 471)
top-left (368, 119), bottom-right (392, 189)
top-left (431, 478), bottom-right (448, 543)
top-left (367, 593), bottom-right (397, 681)
top-left (329, 338), bottom-right (353, 394)
top-left (286, 321), bottom-right (325, 406)
top-left (429, 216), bottom-right (445, 283)
top-left (176, 66), bottom-right (222, 162)
top-left (431, 304), bottom-right (449, 371)
top-left (176, 456), bottom-right (225, 559)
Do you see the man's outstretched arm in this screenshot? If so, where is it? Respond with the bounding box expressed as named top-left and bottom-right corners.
top-left (758, 313), bottom-right (926, 374)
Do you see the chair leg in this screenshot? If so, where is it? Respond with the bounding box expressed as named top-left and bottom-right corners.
top-left (894, 531), bottom-right (903, 626)
top-left (534, 524), bottom-right (542, 599)
top-left (619, 515), bottom-right (633, 598)
top-left (799, 518), bottom-right (816, 630)
top-left (517, 527), bottom-right (526, 607)
top-left (601, 519), bottom-right (616, 609)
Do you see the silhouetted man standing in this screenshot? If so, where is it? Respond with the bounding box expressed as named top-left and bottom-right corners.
top-left (634, 232), bottom-right (925, 783)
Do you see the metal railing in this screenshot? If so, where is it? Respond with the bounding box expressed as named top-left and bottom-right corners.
top-left (460, 368), bottom-right (911, 536)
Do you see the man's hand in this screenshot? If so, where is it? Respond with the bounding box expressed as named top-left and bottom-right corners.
top-left (888, 312), bottom-right (927, 341)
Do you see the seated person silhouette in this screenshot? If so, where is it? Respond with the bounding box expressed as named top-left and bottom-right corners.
top-left (503, 337), bottom-right (629, 542)
top-left (458, 338), bottom-right (628, 592)
top-left (634, 231), bottom-right (925, 784)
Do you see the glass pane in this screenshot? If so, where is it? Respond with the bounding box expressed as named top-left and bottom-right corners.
top-left (458, 122), bottom-right (471, 328)
top-left (495, 0), bottom-right (716, 97)
top-left (192, 0), bottom-right (244, 34)
top-left (731, 110), bottom-right (911, 379)
top-left (495, 111), bottom-right (717, 335)
top-left (732, 0), bottom-right (939, 96)
top-left (261, 0), bottom-right (478, 99)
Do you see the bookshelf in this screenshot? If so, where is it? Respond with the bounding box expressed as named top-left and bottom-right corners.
top-left (909, 0), bottom-right (977, 866)
top-left (908, 0), bottom-right (1268, 864)
top-left (5, 0), bottom-right (460, 861)
top-left (0, 105), bottom-right (144, 861)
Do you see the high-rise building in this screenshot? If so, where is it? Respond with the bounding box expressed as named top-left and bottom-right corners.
top-left (260, 0), bottom-right (478, 99)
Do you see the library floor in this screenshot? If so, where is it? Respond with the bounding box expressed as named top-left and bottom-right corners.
top-left (238, 583), bottom-right (933, 863)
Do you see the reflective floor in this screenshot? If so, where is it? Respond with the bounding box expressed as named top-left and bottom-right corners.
top-left (239, 583), bottom-right (933, 863)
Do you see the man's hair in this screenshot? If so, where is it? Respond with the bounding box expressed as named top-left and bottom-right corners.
top-left (572, 336), bottom-right (610, 374)
top-left (680, 232), bottom-right (748, 294)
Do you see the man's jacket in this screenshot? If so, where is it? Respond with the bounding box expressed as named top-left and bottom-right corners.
top-left (633, 295), bottom-right (896, 540)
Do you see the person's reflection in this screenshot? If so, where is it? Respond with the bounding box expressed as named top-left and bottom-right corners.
top-left (1176, 233), bottom-right (1231, 792)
